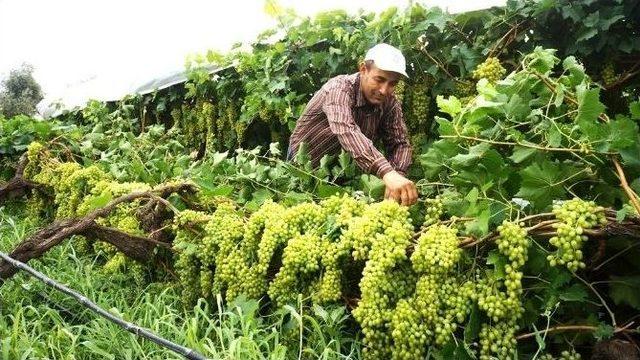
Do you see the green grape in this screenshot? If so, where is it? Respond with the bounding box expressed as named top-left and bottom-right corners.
top-left (258, 107), bottom-right (270, 121)
top-left (454, 80), bottom-right (475, 98)
top-left (201, 202), bottom-right (246, 300)
top-left (474, 222), bottom-right (528, 324)
top-left (351, 201), bottom-right (415, 359)
top-left (200, 266), bottom-right (214, 299)
top-left (407, 77), bottom-right (432, 132)
top-left (422, 196), bottom-right (444, 227)
top-left (32, 162), bottom-right (107, 219)
top-left (601, 62), bottom-right (616, 86)
top-left (472, 57), bottom-right (506, 83)
top-left (23, 142), bottom-right (49, 180)
top-left (170, 108), bottom-right (181, 128)
top-left (268, 232), bottom-right (328, 304)
top-left (479, 321), bottom-right (518, 360)
top-left (496, 220), bottom-right (529, 268)
top-left (172, 209), bottom-right (211, 304)
top-left (559, 349), bottom-right (582, 360)
top-left (102, 252), bottom-right (126, 274)
top-left (547, 198), bottom-right (607, 272)
top-left (392, 247), bottom-right (472, 358)
top-left (235, 121), bottom-right (247, 143)
top-left (411, 224), bottom-right (459, 275)
top-left (476, 275), bottom-right (523, 322)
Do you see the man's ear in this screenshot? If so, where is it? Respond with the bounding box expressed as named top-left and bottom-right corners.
top-left (358, 62), bottom-right (367, 75)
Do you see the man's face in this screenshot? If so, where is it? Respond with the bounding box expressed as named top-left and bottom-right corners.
top-left (359, 62), bottom-right (401, 105)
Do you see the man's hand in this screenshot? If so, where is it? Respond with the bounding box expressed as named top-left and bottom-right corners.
top-left (382, 170), bottom-right (418, 206)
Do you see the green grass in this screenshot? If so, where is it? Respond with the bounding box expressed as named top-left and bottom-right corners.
top-left (0, 207), bottom-right (362, 359)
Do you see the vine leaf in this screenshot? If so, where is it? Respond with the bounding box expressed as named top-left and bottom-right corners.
top-left (486, 250), bottom-right (506, 279)
top-left (509, 147), bottom-right (537, 164)
top-left (608, 275), bottom-right (640, 310)
top-left (464, 304), bottom-right (481, 342)
top-left (608, 116), bottom-right (639, 151)
top-left (515, 160), bottom-right (570, 209)
top-left (436, 95), bottom-right (462, 117)
top-left (435, 117), bottom-right (455, 136)
top-left (576, 85), bottom-right (606, 124)
top-left (558, 283), bottom-right (588, 302)
top-left (419, 139), bottom-right (459, 178)
top-left (594, 323), bottom-right (615, 341)
top-left (619, 142), bottom-right (640, 167)
top-left (450, 143), bottom-right (491, 167)
top-left (83, 192), bottom-right (113, 212)
top-left (630, 101), bottom-right (640, 120)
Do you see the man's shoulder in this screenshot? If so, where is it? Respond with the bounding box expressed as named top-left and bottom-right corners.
top-left (321, 73), bottom-right (359, 92)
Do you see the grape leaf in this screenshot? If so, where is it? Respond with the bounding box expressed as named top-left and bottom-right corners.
top-left (609, 275), bottom-right (640, 310)
top-left (450, 143), bottom-right (491, 167)
top-left (609, 116), bottom-right (639, 150)
top-left (435, 116), bottom-right (455, 136)
top-left (464, 305), bottom-right (481, 342)
top-left (575, 85), bottom-right (606, 125)
top-left (630, 101), bottom-right (640, 120)
top-left (436, 95), bottom-right (462, 116)
top-left (594, 323), bottom-right (615, 341)
top-left (558, 283), bottom-right (588, 302)
top-left (509, 146), bottom-right (537, 164)
top-left (515, 160), bottom-right (570, 209)
top-left (419, 140), bottom-right (460, 178)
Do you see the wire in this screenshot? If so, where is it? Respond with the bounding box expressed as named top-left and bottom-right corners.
top-left (0, 251), bottom-right (208, 360)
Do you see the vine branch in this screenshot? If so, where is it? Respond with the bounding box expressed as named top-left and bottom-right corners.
top-left (516, 322), bottom-right (637, 341)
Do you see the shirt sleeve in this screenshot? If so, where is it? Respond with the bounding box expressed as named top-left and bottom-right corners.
top-left (381, 99), bottom-right (412, 174)
top-left (322, 87), bottom-right (394, 178)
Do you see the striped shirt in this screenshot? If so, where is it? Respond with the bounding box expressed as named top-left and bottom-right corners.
top-left (288, 73), bottom-right (412, 178)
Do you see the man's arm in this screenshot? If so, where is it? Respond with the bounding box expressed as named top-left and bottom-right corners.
top-left (381, 100), bottom-right (412, 175)
top-left (379, 99), bottom-right (418, 206)
top-left (322, 88), bottom-right (394, 178)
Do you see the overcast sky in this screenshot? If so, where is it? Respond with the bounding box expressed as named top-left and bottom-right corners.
top-left (0, 0), bottom-right (505, 102)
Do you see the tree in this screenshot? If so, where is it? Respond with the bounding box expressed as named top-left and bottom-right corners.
top-left (0, 63), bottom-right (44, 117)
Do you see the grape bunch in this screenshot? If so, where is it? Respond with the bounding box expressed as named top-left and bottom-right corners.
top-left (559, 349), bottom-right (582, 360)
top-left (422, 196), bottom-right (444, 227)
top-left (478, 322), bottom-right (518, 360)
top-left (539, 350), bottom-right (582, 360)
top-left (601, 62), bottom-right (616, 86)
top-left (476, 276), bottom-right (523, 322)
top-left (391, 224), bottom-right (472, 359)
top-left (172, 209), bottom-right (211, 304)
top-left (268, 232), bottom-right (328, 304)
top-left (454, 80), bottom-right (476, 106)
top-left (472, 57), bottom-right (506, 83)
top-left (411, 224), bottom-right (460, 275)
top-left (547, 198), bottom-right (607, 272)
top-left (407, 76), bottom-right (433, 131)
top-left (496, 220), bottom-right (529, 268)
top-left (352, 201), bottom-right (415, 359)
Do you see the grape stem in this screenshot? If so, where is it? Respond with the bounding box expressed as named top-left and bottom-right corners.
top-left (574, 273), bottom-right (617, 327)
top-left (516, 321), bottom-right (637, 341)
top-left (440, 134), bottom-right (614, 155)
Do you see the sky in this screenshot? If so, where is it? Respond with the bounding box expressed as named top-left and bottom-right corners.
top-left (0, 0), bottom-right (505, 105)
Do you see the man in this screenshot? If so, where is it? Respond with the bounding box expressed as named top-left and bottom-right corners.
top-left (288, 43), bottom-right (418, 206)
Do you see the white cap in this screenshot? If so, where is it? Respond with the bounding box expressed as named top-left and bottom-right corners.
top-left (364, 43), bottom-right (408, 78)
